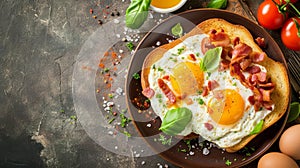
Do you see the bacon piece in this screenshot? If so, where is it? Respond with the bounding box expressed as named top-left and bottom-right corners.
top-left (251, 52), bottom-right (265, 63)
top-left (209, 31), bottom-right (231, 47)
top-left (255, 37), bottom-right (266, 48)
top-left (142, 87), bottom-right (155, 99)
top-left (202, 86), bottom-right (209, 97)
top-left (204, 122), bottom-right (214, 131)
top-left (162, 75), bottom-right (170, 81)
top-left (208, 80), bottom-right (220, 91)
top-left (240, 58), bottom-right (252, 71)
top-left (188, 54), bottom-right (196, 61)
top-left (263, 101), bottom-right (273, 111)
top-left (251, 72), bottom-right (267, 83)
top-left (248, 95), bottom-right (255, 105)
top-left (259, 88), bottom-right (273, 102)
top-left (233, 37), bottom-right (240, 46)
top-left (220, 59), bottom-right (230, 71)
top-left (157, 78), bottom-right (176, 104)
top-left (246, 65), bottom-right (261, 74)
top-left (201, 37), bottom-right (215, 54)
top-left (232, 43), bottom-right (252, 61)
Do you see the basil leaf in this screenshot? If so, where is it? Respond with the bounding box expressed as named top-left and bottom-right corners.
top-left (207, 0), bottom-right (228, 9)
top-left (125, 0), bottom-right (151, 29)
top-left (250, 120), bottom-right (264, 135)
top-left (200, 47), bottom-right (222, 72)
top-left (171, 23), bottom-right (183, 37)
top-left (159, 107), bottom-right (192, 135)
top-left (287, 102), bottom-right (300, 123)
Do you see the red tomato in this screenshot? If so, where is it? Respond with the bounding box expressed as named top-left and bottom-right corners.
top-left (257, 0), bottom-right (287, 30)
top-left (281, 17), bottom-right (300, 51)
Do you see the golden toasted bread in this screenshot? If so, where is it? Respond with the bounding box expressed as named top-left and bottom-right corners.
top-left (141, 18), bottom-right (290, 152)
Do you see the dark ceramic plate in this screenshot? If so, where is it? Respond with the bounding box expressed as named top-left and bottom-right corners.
top-left (125, 9), bottom-right (290, 168)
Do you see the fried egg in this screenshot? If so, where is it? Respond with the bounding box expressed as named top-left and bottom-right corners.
top-left (147, 34), bottom-right (273, 148)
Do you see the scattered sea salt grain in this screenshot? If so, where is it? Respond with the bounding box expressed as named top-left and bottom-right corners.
top-left (119, 49), bottom-right (123, 54)
top-left (108, 131), bottom-right (113, 135)
top-left (135, 153), bottom-right (140, 157)
top-left (146, 123), bottom-right (151, 128)
top-left (116, 87), bottom-right (123, 95)
top-left (107, 102), bottom-right (114, 107)
top-left (141, 161), bottom-right (146, 165)
top-left (107, 158), bottom-right (110, 161)
top-left (104, 107), bottom-right (110, 112)
top-left (115, 146), bottom-right (118, 150)
top-left (189, 151), bottom-right (195, 156)
top-left (114, 19), bottom-right (120, 24)
top-left (203, 147), bottom-right (210, 155)
top-left (156, 41), bottom-right (161, 46)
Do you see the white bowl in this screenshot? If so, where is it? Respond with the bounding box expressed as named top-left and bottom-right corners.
top-left (150, 0), bottom-right (187, 13)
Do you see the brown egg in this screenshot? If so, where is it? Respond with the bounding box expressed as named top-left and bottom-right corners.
top-left (279, 124), bottom-right (300, 160)
top-left (258, 152), bottom-right (298, 168)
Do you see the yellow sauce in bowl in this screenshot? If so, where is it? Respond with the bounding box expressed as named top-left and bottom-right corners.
top-left (150, 0), bottom-right (186, 13)
top-left (151, 0), bottom-right (181, 9)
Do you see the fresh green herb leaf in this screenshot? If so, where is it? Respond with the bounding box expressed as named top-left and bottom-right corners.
top-left (233, 82), bottom-right (237, 86)
top-left (197, 98), bottom-right (204, 105)
top-left (200, 47), bottom-right (222, 72)
top-left (250, 120), bottom-right (264, 135)
top-left (177, 47), bottom-right (185, 55)
top-left (159, 107), bottom-right (192, 135)
top-left (108, 118), bottom-right (115, 124)
top-left (197, 90), bottom-right (203, 95)
top-left (180, 149), bottom-right (187, 152)
top-left (171, 23), bottom-right (183, 37)
top-left (123, 130), bottom-right (132, 137)
top-left (207, 0), bottom-right (228, 9)
top-left (184, 139), bottom-right (192, 151)
top-left (157, 67), bottom-right (164, 71)
top-left (126, 42), bottom-right (134, 51)
top-left (287, 102), bottom-right (300, 122)
top-left (104, 68), bottom-right (110, 73)
top-left (133, 72), bottom-right (140, 79)
top-left (108, 93), bottom-right (114, 99)
top-left (70, 115), bottom-right (77, 121)
top-left (157, 134), bottom-right (172, 145)
top-left (120, 113), bottom-right (131, 128)
top-left (225, 159), bottom-right (232, 166)
top-left (125, 0), bottom-right (151, 29)
top-left (152, 64), bottom-right (156, 69)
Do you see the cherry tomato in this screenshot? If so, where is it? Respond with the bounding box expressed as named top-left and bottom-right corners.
top-left (257, 0), bottom-right (287, 30)
top-left (281, 17), bottom-right (300, 51)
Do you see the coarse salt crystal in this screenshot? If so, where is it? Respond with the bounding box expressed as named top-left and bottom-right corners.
top-left (203, 147), bottom-right (210, 155)
top-left (146, 123), bottom-right (151, 128)
top-left (119, 49), bottom-right (124, 54)
top-left (189, 151), bottom-right (195, 156)
top-left (156, 41), bottom-right (161, 46)
top-left (114, 19), bottom-right (120, 24)
top-left (107, 102), bottom-right (114, 107)
top-left (141, 161), bottom-right (146, 165)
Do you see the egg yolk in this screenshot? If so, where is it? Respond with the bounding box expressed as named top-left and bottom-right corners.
top-left (170, 62), bottom-right (204, 97)
top-left (208, 89), bottom-right (245, 125)
top-left (151, 0), bottom-right (181, 8)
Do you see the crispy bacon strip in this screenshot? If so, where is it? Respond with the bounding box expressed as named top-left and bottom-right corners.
top-left (142, 87), bottom-right (155, 99)
top-left (157, 78), bottom-right (176, 104)
top-left (204, 122), bottom-right (214, 131)
top-left (255, 37), bottom-right (266, 48)
top-left (208, 80), bottom-right (220, 91)
top-left (209, 30), bottom-right (231, 47)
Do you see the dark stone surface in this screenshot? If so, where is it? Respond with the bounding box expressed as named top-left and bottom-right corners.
top-left (0, 0), bottom-right (174, 167)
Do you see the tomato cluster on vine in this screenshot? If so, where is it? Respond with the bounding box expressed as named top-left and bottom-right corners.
top-left (257, 0), bottom-right (300, 51)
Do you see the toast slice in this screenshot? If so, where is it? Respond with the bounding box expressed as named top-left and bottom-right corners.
top-left (141, 18), bottom-right (290, 152)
